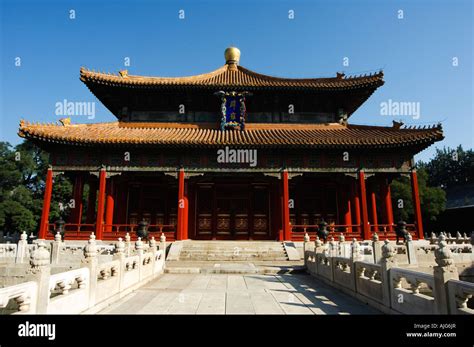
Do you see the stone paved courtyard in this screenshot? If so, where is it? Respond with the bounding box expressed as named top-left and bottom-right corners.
top-left (99, 273), bottom-right (380, 314)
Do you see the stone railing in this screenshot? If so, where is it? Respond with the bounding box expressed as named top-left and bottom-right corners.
top-left (315, 253), bottom-right (333, 282)
top-left (0, 231), bottom-right (167, 266)
top-left (0, 233), bottom-right (166, 314)
top-left (303, 232), bottom-right (474, 267)
top-left (447, 279), bottom-right (474, 314)
top-left (304, 236), bottom-right (474, 315)
top-left (48, 268), bottom-right (90, 314)
top-left (429, 231), bottom-right (472, 246)
top-left (0, 244), bottom-right (17, 262)
top-left (0, 232), bottom-right (36, 264)
top-left (367, 232), bottom-right (474, 268)
top-left (354, 261), bottom-right (385, 306)
top-left (390, 268), bottom-right (436, 314)
top-left (0, 281), bottom-right (38, 314)
top-left (333, 256), bottom-right (356, 291)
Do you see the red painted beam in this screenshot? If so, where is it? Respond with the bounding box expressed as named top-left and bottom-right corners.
top-left (358, 171), bottom-right (370, 240)
top-left (410, 170), bottom-right (424, 239)
top-left (39, 167), bottom-right (53, 239)
top-left (95, 168), bottom-right (107, 239)
top-left (281, 170), bottom-right (291, 241)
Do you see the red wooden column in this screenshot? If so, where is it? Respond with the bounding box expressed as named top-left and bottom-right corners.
top-left (351, 180), bottom-right (361, 233)
top-left (182, 196), bottom-right (189, 240)
top-left (278, 195), bottom-right (284, 241)
top-left (410, 170), bottom-right (424, 239)
top-left (281, 170), bottom-right (291, 241)
top-left (69, 174), bottom-right (84, 225)
top-left (343, 184), bottom-right (352, 232)
top-left (358, 171), bottom-right (370, 240)
top-left (104, 177), bottom-right (115, 232)
top-left (176, 168), bottom-right (187, 240)
top-left (370, 183), bottom-right (378, 232)
top-left (39, 167), bottom-right (54, 239)
top-left (86, 179), bottom-right (97, 224)
top-left (95, 168), bottom-right (107, 239)
top-left (380, 178), bottom-right (394, 232)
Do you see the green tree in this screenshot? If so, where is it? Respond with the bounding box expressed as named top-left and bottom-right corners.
top-left (0, 141), bottom-right (72, 235)
top-left (49, 174), bottom-right (73, 224)
top-left (0, 143), bottom-right (22, 197)
top-left (390, 176), bottom-right (413, 222)
top-left (390, 167), bottom-right (446, 233)
top-left (0, 200), bottom-right (36, 234)
top-left (419, 146), bottom-right (474, 189)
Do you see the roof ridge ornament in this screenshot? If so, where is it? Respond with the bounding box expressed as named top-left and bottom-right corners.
top-left (59, 117), bottom-right (71, 126)
top-left (225, 47), bottom-right (241, 65)
top-left (392, 120), bottom-right (404, 129)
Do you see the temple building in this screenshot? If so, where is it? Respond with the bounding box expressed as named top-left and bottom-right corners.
top-left (19, 47), bottom-right (444, 242)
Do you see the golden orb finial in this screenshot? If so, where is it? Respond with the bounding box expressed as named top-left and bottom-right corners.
top-left (225, 47), bottom-right (241, 65)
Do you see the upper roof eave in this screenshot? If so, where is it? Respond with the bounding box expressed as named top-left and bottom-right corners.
top-left (79, 65), bottom-right (384, 91)
top-left (18, 119), bottom-right (443, 153)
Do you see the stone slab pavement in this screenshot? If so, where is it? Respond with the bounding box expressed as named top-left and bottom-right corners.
top-left (164, 260), bottom-right (306, 274)
top-left (99, 273), bottom-right (380, 315)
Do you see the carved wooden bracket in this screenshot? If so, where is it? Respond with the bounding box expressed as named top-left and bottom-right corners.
top-left (185, 172), bottom-right (205, 179)
top-left (288, 173), bottom-right (303, 180)
top-left (164, 172), bottom-right (178, 179)
top-left (263, 172), bottom-right (281, 179)
top-left (344, 173), bottom-right (358, 179)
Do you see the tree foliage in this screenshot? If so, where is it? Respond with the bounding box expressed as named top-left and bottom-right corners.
top-left (391, 168), bottom-right (446, 226)
top-left (0, 141), bottom-right (72, 235)
top-left (419, 146), bottom-right (474, 189)
top-left (390, 146), bottom-right (474, 233)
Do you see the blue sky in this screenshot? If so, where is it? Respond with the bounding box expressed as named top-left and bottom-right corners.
top-left (1, 0), bottom-right (472, 162)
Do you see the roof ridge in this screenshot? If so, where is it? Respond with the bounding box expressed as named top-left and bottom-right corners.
top-left (80, 64), bottom-right (384, 89)
top-left (349, 122), bottom-right (442, 131)
top-left (19, 121), bottom-right (444, 151)
top-left (81, 65), bottom-right (229, 82)
top-left (20, 121), bottom-right (444, 132)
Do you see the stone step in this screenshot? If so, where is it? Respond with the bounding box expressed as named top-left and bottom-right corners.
top-left (182, 241), bottom-right (284, 244)
top-left (178, 256), bottom-right (290, 261)
top-left (177, 241), bottom-right (289, 261)
top-left (183, 252), bottom-right (286, 254)
top-left (179, 255), bottom-right (287, 260)
top-left (181, 249), bottom-right (285, 254)
top-left (181, 245), bottom-right (285, 249)
top-left (181, 248), bottom-right (285, 251)
top-left (164, 266), bottom-right (306, 275)
top-left (181, 244), bottom-right (284, 249)
top-left (181, 244), bottom-right (285, 249)
top-left (180, 248), bottom-right (286, 251)
top-left (179, 255), bottom-right (289, 259)
top-left (180, 250), bottom-right (286, 254)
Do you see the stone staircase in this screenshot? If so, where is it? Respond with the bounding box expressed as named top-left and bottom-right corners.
top-left (176, 241), bottom-right (289, 261)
